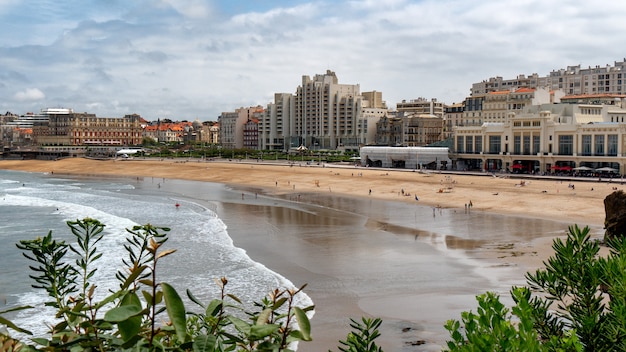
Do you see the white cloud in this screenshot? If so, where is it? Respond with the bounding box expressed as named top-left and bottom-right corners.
top-left (13, 88), bottom-right (45, 102)
top-left (158, 0), bottom-right (214, 19)
top-left (2, 0), bottom-right (626, 119)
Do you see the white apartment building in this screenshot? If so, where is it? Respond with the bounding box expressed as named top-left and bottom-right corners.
top-left (453, 101), bottom-right (626, 174)
top-left (294, 70), bottom-right (362, 150)
top-left (259, 71), bottom-right (386, 151)
top-left (472, 58), bottom-right (626, 96)
top-left (260, 93), bottom-right (292, 151)
top-left (463, 87), bottom-right (563, 127)
top-left (396, 98), bottom-right (445, 118)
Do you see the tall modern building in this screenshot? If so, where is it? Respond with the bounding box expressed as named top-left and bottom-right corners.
top-left (260, 70), bottom-right (386, 151)
top-left (294, 70), bottom-right (361, 149)
top-left (260, 93), bottom-right (293, 151)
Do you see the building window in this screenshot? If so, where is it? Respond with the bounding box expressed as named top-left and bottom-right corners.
top-left (582, 135), bottom-right (592, 156)
top-left (489, 136), bottom-right (501, 154)
top-left (559, 135), bottom-right (573, 155)
top-left (465, 135), bottom-right (473, 153)
top-left (456, 136), bottom-right (464, 153)
top-left (533, 135), bottom-right (540, 154)
top-left (475, 136), bottom-right (483, 153)
top-left (523, 135), bottom-right (531, 155)
top-left (513, 135), bottom-right (521, 154)
top-left (595, 135), bottom-right (605, 155)
top-left (608, 134), bottom-right (618, 156)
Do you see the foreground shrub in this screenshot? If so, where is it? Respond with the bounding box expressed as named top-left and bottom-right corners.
top-left (2, 218), bottom-right (314, 351)
top-left (446, 224), bottom-right (626, 351)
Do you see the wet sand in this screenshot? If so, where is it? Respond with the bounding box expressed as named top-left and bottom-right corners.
top-left (0, 158), bottom-right (611, 351)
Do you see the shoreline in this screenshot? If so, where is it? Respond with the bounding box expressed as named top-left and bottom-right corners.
top-left (0, 158), bottom-right (611, 226)
top-left (0, 158), bottom-right (610, 350)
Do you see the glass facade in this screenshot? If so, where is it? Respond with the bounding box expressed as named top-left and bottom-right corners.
top-left (533, 135), bottom-right (540, 154)
top-left (489, 136), bottom-right (501, 154)
top-left (595, 135), bottom-right (604, 155)
top-left (465, 135), bottom-right (473, 153)
top-left (608, 134), bottom-right (618, 156)
top-left (558, 135), bottom-right (573, 155)
top-left (523, 135), bottom-right (531, 155)
top-left (582, 135), bottom-right (591, 156)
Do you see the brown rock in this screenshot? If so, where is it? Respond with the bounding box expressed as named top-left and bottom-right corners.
top-left (604, 190), bottom-right (626, 240)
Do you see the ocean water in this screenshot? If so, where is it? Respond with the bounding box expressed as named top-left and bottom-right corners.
top-left (0, 169), bottom-right (309, 338)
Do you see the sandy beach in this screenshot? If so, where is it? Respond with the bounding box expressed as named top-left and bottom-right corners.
top-left (0, 158), bottom-right (611, 225)
top-left (0, 158), bottom-right (612, 351)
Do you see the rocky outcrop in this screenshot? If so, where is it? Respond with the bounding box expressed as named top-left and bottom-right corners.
top-left (604, 190), bottom-right (626, 241)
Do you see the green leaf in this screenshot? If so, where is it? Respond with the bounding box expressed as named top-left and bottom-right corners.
top-left (0, 305), bottom-right (33, 315)
top-left (294, 307), bottom-right (311, 341)
top-left (205, 299), bottom-right (223, 317)
top-left (104, 305), bottom-right (143, 322)
top-left (193, 334), bottom-right (217, 352)
top-left (186, 289), bottom-right (205, 308)
top-left (120, 265), bottom-right (148, 289)
top-left (226, 293), bottom-right (242, 304)
top-left (272, 297), bottom-right (288, 310)
top-left (250, 324), bottom-right (279, 341)
top-left (257, 308), bottom-right (272, 325)
top-left (162, 282), bottom-right (187, 342)
top-left (229, 316), bottom-right (251, 335)
top-left (117, 292), bottom-right (143, 342)
top-left (0, 315), bottom-right (33, 335)
top-left (93, 289), bottom-right (127, 310)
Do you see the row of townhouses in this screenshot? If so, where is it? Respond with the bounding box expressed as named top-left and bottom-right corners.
top-left (5, 59), bottom-right (626, 173)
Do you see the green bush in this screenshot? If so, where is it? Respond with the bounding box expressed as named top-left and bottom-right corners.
top-left (9, 220), bottom-right (625, 351)
top-left (2, 218), bottom-right (314, 351)
top-left (446, 225), bottom-right (626, 351)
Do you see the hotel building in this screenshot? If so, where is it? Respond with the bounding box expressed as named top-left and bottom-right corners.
top-left (32, 108), bottom-right (142, 147)
top-left (453, 96), bottom-right (626, 174)
top-left (259, 71), bottom-right (386, 151)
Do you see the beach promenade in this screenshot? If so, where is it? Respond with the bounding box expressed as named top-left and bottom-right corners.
top-left (0, 157), bottom-right (612, 351)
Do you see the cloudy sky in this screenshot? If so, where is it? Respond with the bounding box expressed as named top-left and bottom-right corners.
top-left (2, 0), bottom-right (626, 121)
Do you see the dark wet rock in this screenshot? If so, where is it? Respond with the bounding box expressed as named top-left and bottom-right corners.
top-left (406, 340), bottom-right (426, 346)
top-left (604, 190), bottom-right (626, 241)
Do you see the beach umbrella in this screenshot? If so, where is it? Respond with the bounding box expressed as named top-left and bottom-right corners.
top-left (573, 166), bottom-right (593, 171)
top-left (596, 167), bottom-right (618, 173)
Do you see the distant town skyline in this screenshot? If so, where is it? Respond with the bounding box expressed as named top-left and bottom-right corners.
top-left (2, 0), bottom-right (626, 121)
